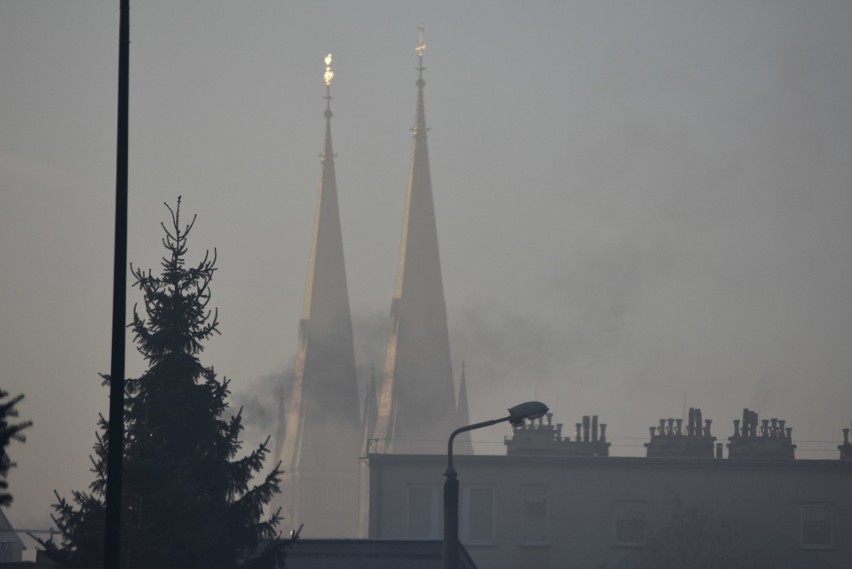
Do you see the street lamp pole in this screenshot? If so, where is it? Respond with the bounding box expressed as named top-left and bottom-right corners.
top-left (443, 401), bottom-right (548, 569)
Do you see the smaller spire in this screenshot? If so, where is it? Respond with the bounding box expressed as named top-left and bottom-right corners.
top-left (362, 364), bottom-right (378, 455)
top-left (455, 361), bottom-right (474, 455)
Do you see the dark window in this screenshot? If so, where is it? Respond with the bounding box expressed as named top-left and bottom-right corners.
top-left (408, 486), bottom-right (439, 539)
top-left (465, 486), bottom-right (494, 543)
top-left (522, 487), bottom-right (547, 542)
top-left (801, 504), bottom-right (832, 548)
top-left (613, 501), bottom-right (646, 546)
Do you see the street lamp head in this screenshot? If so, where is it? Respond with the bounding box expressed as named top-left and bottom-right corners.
top-left (507, 401), bottom-right (549, 426)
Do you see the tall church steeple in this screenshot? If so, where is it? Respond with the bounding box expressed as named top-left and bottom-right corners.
top-left (278, 54), bottom-right (361, 535)
top-left (373, 30), bottom-right (457, 453)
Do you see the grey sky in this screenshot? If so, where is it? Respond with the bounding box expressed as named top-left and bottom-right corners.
top-left (1, 0), bottom-right (851, 539)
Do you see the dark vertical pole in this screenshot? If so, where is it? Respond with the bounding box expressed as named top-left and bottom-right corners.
top-left (104, 1), bottom-right (130, 568)
top-left (442, 468), bottom-right (459, 569)
top-left (442, 417), bottom-right (509, 569)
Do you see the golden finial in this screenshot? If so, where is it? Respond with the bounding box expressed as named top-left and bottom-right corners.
top-left (416, 25), bottom-right (426, 58)
top-left (323, 53), bottom-right (334, 87)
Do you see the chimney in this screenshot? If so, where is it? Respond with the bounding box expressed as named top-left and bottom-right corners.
top-left (592, 415), bottom-right (599, 442)
top-left (715, 443), bottom-right (723, 459)
top-left (582, 416), bottom-right (590, 442)
top-left (704, 419), bottom-right (712, 437)
top-left (600, 424), bottom-right (607, 442)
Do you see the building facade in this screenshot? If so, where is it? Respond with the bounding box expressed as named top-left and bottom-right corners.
top-left (366, 417), bottom-right (852, 569)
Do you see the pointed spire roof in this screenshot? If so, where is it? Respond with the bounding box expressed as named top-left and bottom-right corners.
top-left (278, 54), bottom-right (361, 536)
top-left (374, 30), bottom-right (457, 454)
top-left (361, 364), bottom-right (378, 455)
top-left (455, 362), bottom-right (474, 455)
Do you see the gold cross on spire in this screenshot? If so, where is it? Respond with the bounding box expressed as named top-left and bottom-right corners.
top-left (323, 53), bottom-right (334, 87)
top-left (416, 25), bottom-right (426, 58)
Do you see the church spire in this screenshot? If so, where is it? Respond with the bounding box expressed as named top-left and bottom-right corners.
top-left (278, 53), bottom-right (361, 536)
top-left (455, 361), bottom-right (474, 455)
top-left (374, 29), bottom-right (457, 454)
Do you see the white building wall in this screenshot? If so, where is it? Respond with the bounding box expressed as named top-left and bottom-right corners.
top-left (368, 454), bottom-right (852, 569)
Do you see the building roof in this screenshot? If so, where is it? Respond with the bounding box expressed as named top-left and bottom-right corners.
top-left (278, 539), bottom-right (478, 569)
top-left (368, 451), bottom-right (852, 473)
top-left (0, 508), bottom-right (25, 549)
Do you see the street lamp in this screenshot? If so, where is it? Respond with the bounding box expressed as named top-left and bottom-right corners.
top-left (443, 401), bottom-right (549, 569)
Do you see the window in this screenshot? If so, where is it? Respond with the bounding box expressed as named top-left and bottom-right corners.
top-left (521, 487), bottom-right (548, 542)
top-left (801, 503), bottom-right (832, 548)
top-left (407, 485), bottom-right (441, 539)
top-left (461, 486), bottom-right (495, 544)
top-left (613, 501), bottom-right (646, 546)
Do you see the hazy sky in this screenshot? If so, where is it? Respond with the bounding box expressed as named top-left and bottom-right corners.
top-left (2, 0), bottom-right (851, 540)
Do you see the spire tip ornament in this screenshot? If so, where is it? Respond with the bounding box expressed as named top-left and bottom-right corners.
top-left (323, 53), bottom-right (334, 87)
top-left (416, 25), bottom-right (426, 58)
top-left (416, 26), bottom-right (426, 84)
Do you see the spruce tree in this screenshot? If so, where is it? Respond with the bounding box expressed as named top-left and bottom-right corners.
top-left (44, 198), bottom-right (294, 569)
top-left (0, 389), bottom-right (32, 506)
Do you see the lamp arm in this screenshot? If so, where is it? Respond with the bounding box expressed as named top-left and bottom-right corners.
top-left (446, 415), bottom-right (510, 475)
